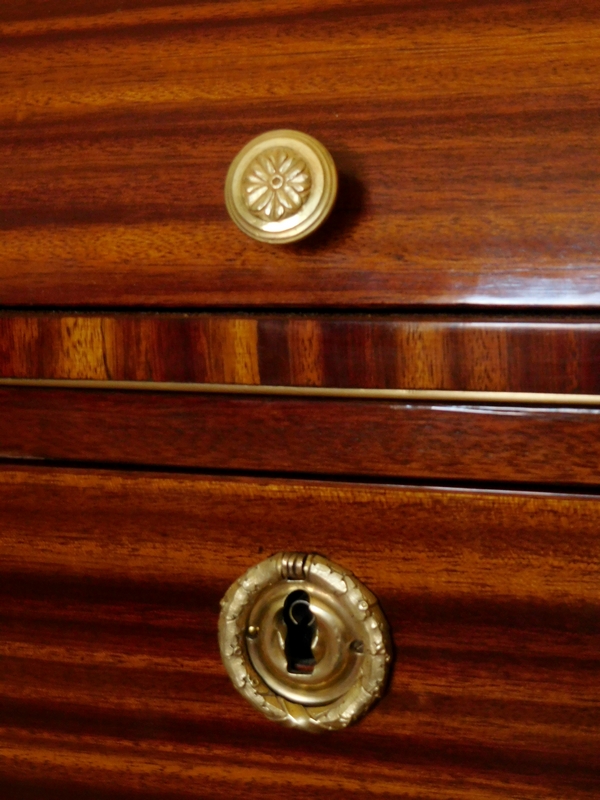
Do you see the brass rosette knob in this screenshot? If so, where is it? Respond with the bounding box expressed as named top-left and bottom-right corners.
top-left (225, 130), bottom-right (338, 244)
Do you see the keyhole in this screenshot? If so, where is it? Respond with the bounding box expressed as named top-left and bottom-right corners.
top-left (282, 589), bottom-right (317, 675)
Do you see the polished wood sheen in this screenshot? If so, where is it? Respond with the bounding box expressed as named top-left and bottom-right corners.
top-left (0, 466), bottom-right (598, 798)
top-left (1, 1), bottom-right (599, 306)
top-left (2, 1), bottom-right (600, 795)
top-left (3, 387), bottom-right (600, 486)
top-left (3, 313), bottom-right (600, 392)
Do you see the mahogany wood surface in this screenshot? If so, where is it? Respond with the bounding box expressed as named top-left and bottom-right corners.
top-left (0, 466), bottom-right (598, 798)
top-left (3, 312), bottom-right (600, 392)
top-left (1, 1), bottom-right (600, 307)
top-left (3, 387), bottom-right (600, 486)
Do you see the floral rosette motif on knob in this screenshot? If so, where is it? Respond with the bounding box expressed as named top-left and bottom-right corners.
top-left (243, 148), bottom-right (312, 222)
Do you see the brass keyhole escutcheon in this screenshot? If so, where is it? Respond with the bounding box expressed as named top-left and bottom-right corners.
top-left (219, 553), bottom-right (392, 732)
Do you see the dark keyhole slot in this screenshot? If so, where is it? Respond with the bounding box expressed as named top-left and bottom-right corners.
top-left (282, 589), bottom-right (317, 675)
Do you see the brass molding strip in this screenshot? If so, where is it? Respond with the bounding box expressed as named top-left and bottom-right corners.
top-left (2, 378), bottom-right (600, 406)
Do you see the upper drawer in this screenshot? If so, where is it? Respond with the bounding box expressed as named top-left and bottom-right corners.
top-left (1, 1), bottom-right (599, 307)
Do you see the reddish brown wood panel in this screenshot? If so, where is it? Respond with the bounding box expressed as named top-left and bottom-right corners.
top-left (2, 312), bottom-right (600, 392)
top-left (0, 467), bottom-right (598, 798)
top-left (3, 387), bottom-right (600, 486)
top-left (1, 1), bottom-right (599, 307)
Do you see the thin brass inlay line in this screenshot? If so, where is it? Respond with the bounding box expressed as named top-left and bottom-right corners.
top-left (2, 378), bottom-right (600, 407)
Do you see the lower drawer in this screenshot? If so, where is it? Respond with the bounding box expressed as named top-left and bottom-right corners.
top-left (0, 466), bottom-right (598, 798)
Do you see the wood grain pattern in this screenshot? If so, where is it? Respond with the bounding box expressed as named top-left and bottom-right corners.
top-left (0, 466), bottom-right (598, 798)
top-left (1, 1), bottom-right (599, 307)
top-left (3, 312), bottom-right (600, 392)
top-left (3, 387), bottom-right (600, 486)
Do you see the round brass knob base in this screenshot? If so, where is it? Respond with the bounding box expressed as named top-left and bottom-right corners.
top-left (225, 130), bottom-right (338, 244)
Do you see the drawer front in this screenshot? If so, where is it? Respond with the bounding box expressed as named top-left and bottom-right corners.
top-left (3, 386), bottom-right (600, 486)
top-left (1, 466), bottom-right (598, 798)
top-left (1, 1), bottom-right (599, 308)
